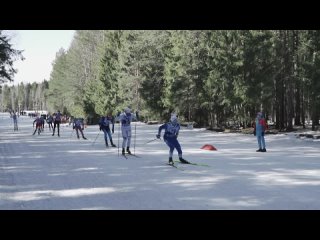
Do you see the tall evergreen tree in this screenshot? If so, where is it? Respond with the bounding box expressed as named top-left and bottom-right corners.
top-left (0, 31), bottom-right (24, 84)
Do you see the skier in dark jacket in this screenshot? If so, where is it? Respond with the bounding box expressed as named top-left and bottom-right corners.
top-left (73, 118), bottom-right (87, 140)
top-left (46, 114), bottom-right (53, 131)
top-left (12, 111), bottom-right (18, 131)
top-left (52, 110), bottom-right (62, 137)
top-left (33, 117), bottom-right (42, 135)
top-left (98, 111), bottom-right (116, 147)
top-left (156, 113), bottom-right (189, 165)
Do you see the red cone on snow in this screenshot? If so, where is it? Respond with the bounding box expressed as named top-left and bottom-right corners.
top-left (201, 144), bottom-right (217, 151)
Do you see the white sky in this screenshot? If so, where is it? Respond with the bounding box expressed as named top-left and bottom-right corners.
top-left (1, 114), bottom-right (320, 209)
top-left (5, 30), bottom-right (75, 85)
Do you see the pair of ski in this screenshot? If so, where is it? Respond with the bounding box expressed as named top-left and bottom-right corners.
top-left (166, 160), bottom-right (210, 170)
top-left (121, 153), bottom-right (140, 159)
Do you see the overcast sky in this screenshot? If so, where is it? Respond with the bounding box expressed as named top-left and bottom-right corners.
top-left (5, 30), bottom-right (75, 85)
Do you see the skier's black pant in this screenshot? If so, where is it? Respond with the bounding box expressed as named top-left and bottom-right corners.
top-left (48, 122), bottom-right (53, 131)
top-left (53, 120), bottom-right (61, 135)
top-left (33, 126), bottom-right (41, 135)
top-left (75, 126), bottom-right (85, 139)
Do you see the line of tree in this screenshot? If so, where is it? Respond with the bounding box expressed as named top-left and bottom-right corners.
top-left (1, 30), bottom-right (320, 131)
top-left (0, 81), bottom-right (49, 113)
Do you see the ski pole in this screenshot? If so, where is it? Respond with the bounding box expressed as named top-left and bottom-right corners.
top-left (146, 138), bottom-right (157, 144)
top-left (118, 119), bottom-right (120, 157)
top-left (92, 131), bottom-right (100, 146)
top-left (134, 122), bottom-right (137, 155)
top-left (145, 137), bottom-right (162, 144)
top-left (69, 128), bottom-right (74, 139)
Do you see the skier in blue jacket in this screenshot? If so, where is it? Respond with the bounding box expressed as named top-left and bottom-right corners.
top-left (73, 118), bottom-right (87, 140)
top-left (98, 111), bottom-right (116, 147)
top-left (156, 113), bottom-right (189, 165)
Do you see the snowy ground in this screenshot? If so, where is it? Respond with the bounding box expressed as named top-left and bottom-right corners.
top-left (1, 112), bottom-right (320, 210)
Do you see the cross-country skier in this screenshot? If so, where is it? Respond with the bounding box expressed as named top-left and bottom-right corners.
top-left (33, 116), bottom-right (42, 135)
top-left (156, 113), bottom-right (189, 165)
top-left (98, 111), bottom-right (116, 147)
top-left (52, 110), bottom-right (61, 137)
top-left (119, 107), bottom-right (137, 155)
top-left (12, 111), bottom-right (18, 131)
top-left (72, 118), bottom-right (87, 140)
top-left (40, 115), bottom-right (45, 132)
top-left (46, 114), bottom-right (53, 131)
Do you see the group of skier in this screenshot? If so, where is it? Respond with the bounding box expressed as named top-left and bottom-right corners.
top-left (27, 106), bottom-right (268, 165)
top-left (95, 107), bottom-right (189, 164)
top-left (32, 115), bottom-right (44, 135)
top-left (97, 107), bottom-right (139, 155)
top-left (32, 110), bottom-right (63, 136)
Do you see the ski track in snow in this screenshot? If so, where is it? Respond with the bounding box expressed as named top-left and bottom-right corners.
top-left (1, 113), bottom-right (320, 209)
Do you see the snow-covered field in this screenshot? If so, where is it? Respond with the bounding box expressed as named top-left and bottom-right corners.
top-left (1, 112), bottom-right (320, 209)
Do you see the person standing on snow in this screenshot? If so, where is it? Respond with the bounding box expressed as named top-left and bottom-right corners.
top-left (253, 112), bottom-right (268, 152)
top-left (119, 107), bottom-right (137, 155)
top-left (156, 113), bottom-right (189, 165)
top-left (12, 111), bottom-right (18, 131)
top-left (98, 111), bottom-right (116, 147)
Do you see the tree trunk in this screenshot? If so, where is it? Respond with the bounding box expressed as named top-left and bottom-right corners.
top-left (295, 82), bottom-right (301, 125)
